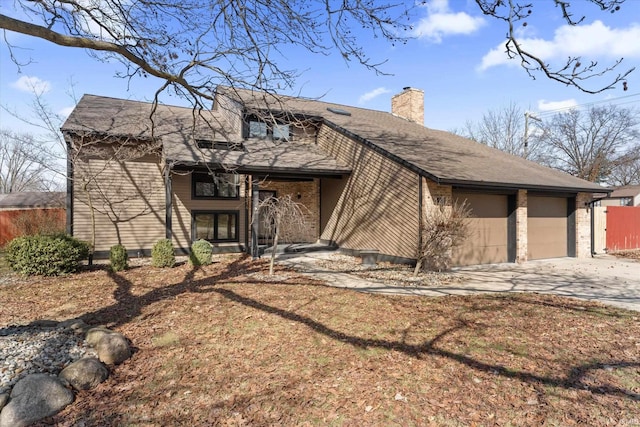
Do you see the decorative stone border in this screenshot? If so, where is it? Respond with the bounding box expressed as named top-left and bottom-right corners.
top-left (0, 320), bottom-right (132, 427)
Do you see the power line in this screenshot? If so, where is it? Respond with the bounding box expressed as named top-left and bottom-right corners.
top-left (535, 92), bottom-right (640, 118)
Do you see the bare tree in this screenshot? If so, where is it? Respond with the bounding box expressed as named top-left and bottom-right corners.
top-left (414, 199), bottom-right (472, 274)
top-left (255, 194), bottom-right (309, 276)
top-left (0, 0), bottom-right (632, 112)
top-left (535, 105), bottom-right (640, 183)
top-left (603, 151), bottom-right (640, 186)
top-left (456, 102), bottom-right (547, 162)
top-left (0, 129), bottom-right (57, 193)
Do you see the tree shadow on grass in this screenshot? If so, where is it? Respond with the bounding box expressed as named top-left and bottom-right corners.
top-left (74, 256), bottom-right (639, 403)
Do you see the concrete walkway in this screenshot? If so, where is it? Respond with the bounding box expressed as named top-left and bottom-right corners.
top-left (279, 252), bottom-right (640, 312)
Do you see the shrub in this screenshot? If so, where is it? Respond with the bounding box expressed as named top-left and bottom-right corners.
top-left (414, 199), bottom-right (472, 273)
top-left (5, 233), bottom-right (89, 276)
top-left (189, 239), bottom-right (212, 266)
top-left (151, 239), bottom-right (175, 268)
top-left (109, 244), bottom-right (129, 272)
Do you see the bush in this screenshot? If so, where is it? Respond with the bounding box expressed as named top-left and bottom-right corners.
top-left (189, 239), bottom-right (212, 266)
top-left (151, 239), bottom-right (175, 268)
top-left (5, 233), bottom-right (90, 276)
top-left (109, 244), bottom-right (128, 272)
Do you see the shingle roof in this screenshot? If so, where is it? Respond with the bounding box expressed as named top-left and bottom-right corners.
top-left (63, 89), bottom-right (608, 192)
top-left (219, 87), bottom-right (607, 193)
top-left (62, 94), bottom-right (351, 176)
top-left (0, 192), bottom-right (65, 209)
top-left (607, 185), bottom-right (640, 198)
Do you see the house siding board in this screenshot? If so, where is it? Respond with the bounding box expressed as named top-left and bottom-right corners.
top-left (317, 125), bottom-right (419, 259)
top-left (73, 157), bottom-right (166, 253)
top-left (171, 172), bottom-right (246, 252)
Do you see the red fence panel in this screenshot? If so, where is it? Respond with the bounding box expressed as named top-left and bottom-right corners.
top-left (0, 208), bottom-right (66, 246)
top-left (606, 206), bottom-right (640, 251)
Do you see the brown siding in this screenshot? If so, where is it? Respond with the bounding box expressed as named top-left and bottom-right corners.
top-left (171, 172), bottom-right (246, 252)
top-left (317, 125), bottom-right (419, 260)
top-left (73, 155), bottom-right (166, 253)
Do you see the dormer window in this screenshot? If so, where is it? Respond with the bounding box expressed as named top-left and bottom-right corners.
top-left (244, 115), bottom-right (292, 141)
top-left (249, 121), bottom-right (268, 139)
top-left (273, 124), bottom-right (290, 141)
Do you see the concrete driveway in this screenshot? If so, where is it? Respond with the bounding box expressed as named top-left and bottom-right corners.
top-left (281, 253), bottom-right (640, 312)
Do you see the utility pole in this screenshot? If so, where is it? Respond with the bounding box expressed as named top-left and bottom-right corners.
top-left (524, 112), bottom-right (541, 159)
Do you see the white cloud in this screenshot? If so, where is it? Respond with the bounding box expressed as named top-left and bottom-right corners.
top-left (358, 87), bottom-right (391, 104)
top-left (538, 99), bottom-right (578, 112)
top-left (478, 20), bottom-right (640, 71)
top-left (413, 0), bottom-right (486, 43)
top-left (11, 76), bottom-right (52, 94)
top-left (59, 106), bottom-right (75, 118)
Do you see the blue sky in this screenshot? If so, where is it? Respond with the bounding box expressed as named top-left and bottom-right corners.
top-left (1, 0), bottom-right (640, 136)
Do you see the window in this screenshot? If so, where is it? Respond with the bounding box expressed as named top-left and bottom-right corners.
top-left (249, 121), bottom-right (268, 138)
top-left (192, 173), bottom-right (239, 199)
top-left (193, 211), bottom-right (239, 242)
top-left (245, 115), bottom-right (292, 141)
top-left (620, 197), bottom-right (633, 206)
top-left (273, 124), bottom-right (290, 141)
top-left (196, 139), bottom-right (244, 151)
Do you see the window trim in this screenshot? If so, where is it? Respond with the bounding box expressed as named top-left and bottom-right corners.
top-left (191, 172), bottom-right (239, 200)
top-left (192, 210), bottom-right (240, 243)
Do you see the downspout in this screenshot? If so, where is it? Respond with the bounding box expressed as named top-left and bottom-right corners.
top-left (164, 161), bottom-right (173, 240)
top-left (589, 199), bottom-right (596, 257)
top-left (417, 175), bottom-right (423, 264)
top-left (251, 177), bottom-right (260, 258)
top-left (244, 176), bottom-right (249, 253)
top-left (65, 137), bottom-right (73, 236)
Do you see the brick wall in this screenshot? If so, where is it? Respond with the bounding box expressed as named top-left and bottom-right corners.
top-left (516, 190), bottom-right (528, 263)
top-left (575, 192), bottom-right (591, 258)
top-left (260, 179), bottom-right (320, 242)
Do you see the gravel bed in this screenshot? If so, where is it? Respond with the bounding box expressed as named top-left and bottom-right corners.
top-left (313, 254), bottom-right (463, 287)
top-left (0, 322), bottom-right (97, 395)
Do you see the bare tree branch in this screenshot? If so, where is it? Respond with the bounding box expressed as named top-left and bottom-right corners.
top-left (474, 0), bottom-right (634, 93)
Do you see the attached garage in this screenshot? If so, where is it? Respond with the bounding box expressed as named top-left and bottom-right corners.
top-left (452, 191), bottom-right (513, 266)
top-left (527, 195), bottom-right (575, 260)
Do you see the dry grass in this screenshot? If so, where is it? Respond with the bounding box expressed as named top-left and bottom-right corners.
top-left (0, 254), bottom-right (638, 426)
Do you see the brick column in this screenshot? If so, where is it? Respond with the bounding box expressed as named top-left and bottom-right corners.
top-left (516, 190), bottom-right (528, 263)
top-left (575, 192), bottom-right (591, 258)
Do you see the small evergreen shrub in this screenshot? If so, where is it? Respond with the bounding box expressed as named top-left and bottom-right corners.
top-left (189, 239), bottom-right (212, 266)
top-left (109, 244), bottom-right (129, 272)
top-left (5, 233), bottom-right (90, 276)
top-left (151, 239), bottom-right (175, 268)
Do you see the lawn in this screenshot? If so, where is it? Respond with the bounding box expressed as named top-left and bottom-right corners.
top-left (1, 254), bottom-right (638, 426)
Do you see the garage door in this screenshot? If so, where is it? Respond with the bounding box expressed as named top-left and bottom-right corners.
top-left (527, 196), bottom-right (568, 260)
top-left (452, 192), bottom-right (509, 266)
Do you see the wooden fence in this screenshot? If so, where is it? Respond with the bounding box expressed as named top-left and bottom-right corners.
top-left (593, 206), bottom-right (640, 253)
top-left (0, 208), bottom-right (66, 246)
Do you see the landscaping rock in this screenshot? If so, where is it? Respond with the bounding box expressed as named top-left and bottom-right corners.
top-left (59, 318), bottom-right (90, 335)
top-left (85, 326), bottom-right (114, 347)
top-left (96, 333), bottom-right (131, 365)
top-left (0, 373), bottom-right (74, 427)
top-left (59, 357), bottom-right (109, 390)
top-left (0, 394), bottom-right (8, 411)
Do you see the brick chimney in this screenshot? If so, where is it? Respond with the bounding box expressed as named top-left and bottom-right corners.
top-left (391, 87), bottom-right (424, 124)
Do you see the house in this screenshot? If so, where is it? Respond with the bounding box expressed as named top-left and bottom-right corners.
top-left (61, 87), bottom-right (608, 265)
top-left (0, 192), bottom-right (66, 245)
top-left (595, 185), bottom-right (640, 207)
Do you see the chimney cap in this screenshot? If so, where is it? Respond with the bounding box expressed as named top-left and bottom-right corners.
top-left (402, 86), bottom-right (412, 91)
